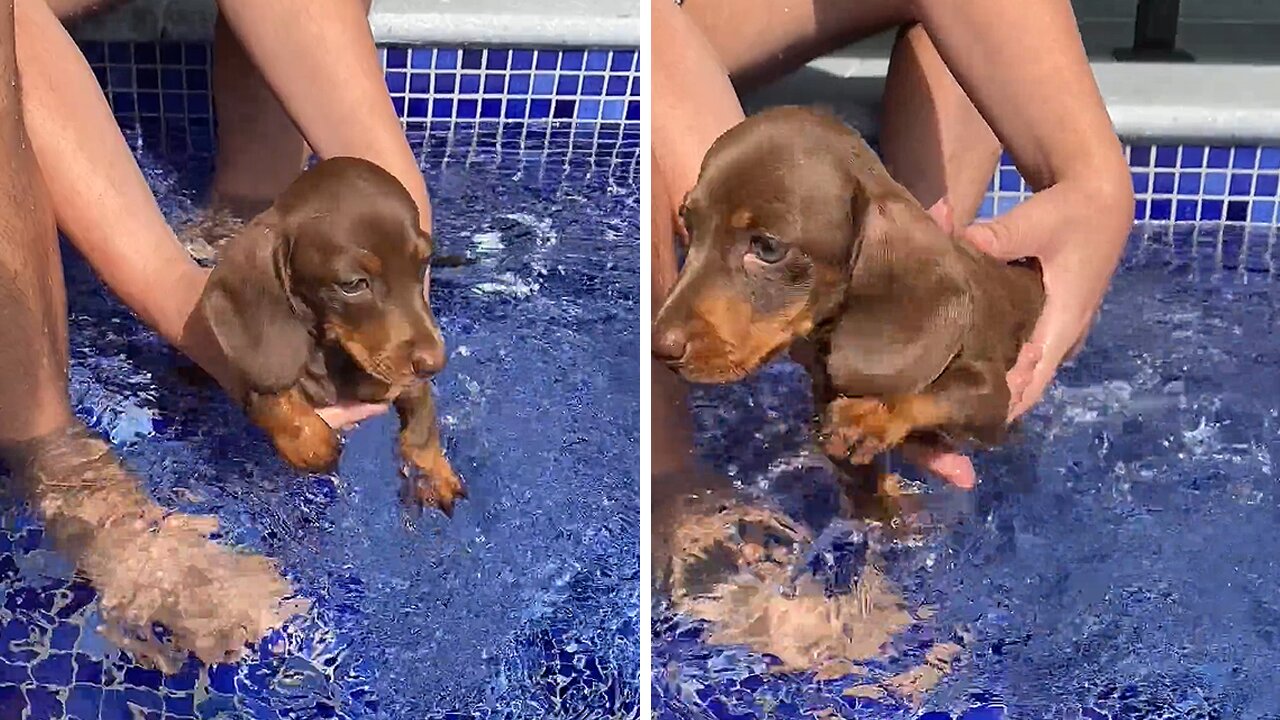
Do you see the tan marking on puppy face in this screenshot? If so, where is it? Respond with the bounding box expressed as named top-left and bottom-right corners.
top-left (674, 288), bottom-right (814, 383)
top-left (730, 208), bottom-right (754, 230)
top-left (324, 319), bottom-right (413, 389)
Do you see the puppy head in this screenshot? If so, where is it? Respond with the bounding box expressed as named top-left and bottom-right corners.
top-left (201, 157), bottom-right (445, 393)
top-left (652, 107), bottom-right (893, 383)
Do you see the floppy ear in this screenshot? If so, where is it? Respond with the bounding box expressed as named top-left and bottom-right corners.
top-left (199, 210), bottom-right (314, 393)
top-left (825, 188), bottom-right (973, 398)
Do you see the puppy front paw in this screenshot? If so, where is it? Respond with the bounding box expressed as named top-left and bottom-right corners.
top-left (819, 397), bottom-right (911, 465)
top-left (272, 414), bottom-right (340, 473)
top-left (400, 443), bottom-right (467, 517)
top-left (248, 388), bottom-right (341, 473)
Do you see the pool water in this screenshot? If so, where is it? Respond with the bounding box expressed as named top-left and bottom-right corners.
top-left (653, 225), bottom-right (1280, 719)
top-left (0, 125), bottom-right (639, 719)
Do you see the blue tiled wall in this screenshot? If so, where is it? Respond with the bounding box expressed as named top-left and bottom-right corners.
top-left (79, 41), bottom-right (641, 184)
top-left (381, 47), bottom-right (640, 125)
top-left (982, 144), bottom-right (1280, 226)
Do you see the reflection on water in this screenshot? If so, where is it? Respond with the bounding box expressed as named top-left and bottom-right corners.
top-left (655, 471), bottom-right (964, 710)
top-left (654, 225), bottom-right (1280, 719)
top-left (0, 127), bottom-right (640, 718)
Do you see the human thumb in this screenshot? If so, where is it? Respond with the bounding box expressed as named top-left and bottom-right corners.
top-left (962, 189), bottom-right (1067, 262)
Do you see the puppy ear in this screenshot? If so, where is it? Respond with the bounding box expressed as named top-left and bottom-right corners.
top-left (826, 189), bottom-right (973, 398)
top-left (199, 210), bottom-right (314, 393)
top-left (674, 192), bottom-right (692, 246)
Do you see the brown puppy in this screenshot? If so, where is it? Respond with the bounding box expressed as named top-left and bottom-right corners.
top-left (197, 156), bottom-right (465, 516)
top-left (653, 107), bottom-right (1043, 501)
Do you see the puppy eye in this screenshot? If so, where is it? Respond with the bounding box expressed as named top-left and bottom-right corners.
top-left (337, 277), bottom-right (371, 296)
top-left (748, 233), bottom-right (788, 264)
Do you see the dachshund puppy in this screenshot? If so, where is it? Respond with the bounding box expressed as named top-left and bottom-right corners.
top-left (653, 107), bottom-right (1043, 504)
top-left (197, 157), bottom-right (465, 516)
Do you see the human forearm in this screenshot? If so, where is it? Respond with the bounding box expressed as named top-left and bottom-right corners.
top-left (14, 0), bottom-right (209, 350)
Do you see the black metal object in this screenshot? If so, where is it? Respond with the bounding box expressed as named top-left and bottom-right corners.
top-left (1113, 0), bottom-right (1195, 62)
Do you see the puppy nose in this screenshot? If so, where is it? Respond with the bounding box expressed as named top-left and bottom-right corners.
top-left (652, 325), bottom-right (687, 362)
top-left (412, 344), bottom-right (447, 376)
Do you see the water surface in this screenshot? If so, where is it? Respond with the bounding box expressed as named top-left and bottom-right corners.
top-left (654, 225), bottom-right (1280, 720)
top-left (1, 124), bottom-right (640, 719)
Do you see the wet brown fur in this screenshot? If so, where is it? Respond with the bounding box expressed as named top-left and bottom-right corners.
top-left (653, 106), bottom-right (1044, 504)
top-left (197, 157), bottom-right (465, 515)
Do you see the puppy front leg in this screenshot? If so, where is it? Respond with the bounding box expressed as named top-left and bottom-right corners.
top-left (246, 386), bottom-right (340, 472)
top-left (394, 382), bottom-right (465, 517)
top-left (820, 359), bottom-right (1010, 466)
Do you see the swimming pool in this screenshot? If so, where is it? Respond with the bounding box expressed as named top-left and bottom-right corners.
top-left (653, 223), bottom-right (1280, 719)
top-left (0, 45), bottom-right (639, 720)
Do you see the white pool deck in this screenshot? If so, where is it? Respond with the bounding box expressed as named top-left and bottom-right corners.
top-left (68, 2), bottom-right (1280, 142)
top-left (745, 19), bottom-right (1280, 144)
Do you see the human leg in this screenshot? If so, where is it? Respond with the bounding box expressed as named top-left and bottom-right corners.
top-left (208, 11), bottom-right (312, 220)
top-left (14, 0), bottom-right (227, 384)
top-left (651, 0), bottom-right (745, 480)
top-left (3, 0), bottom-right (301, 668)
top-left (677, 0), bottom-right (999, 226)
top-left (212, 0), bottom-right (429, 229)
top-left (0, 0), bottom-right (72, 445)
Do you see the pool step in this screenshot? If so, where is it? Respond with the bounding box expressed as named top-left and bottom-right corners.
top-left (66, 0), bottom-right (640, 46)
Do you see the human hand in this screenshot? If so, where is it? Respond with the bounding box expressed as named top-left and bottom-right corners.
top-left (901, 178), bottom-right (1133, 489)
top-left (316, 403), bottom-right (388, 430)
top-left (178, 267), bottom-right (404, 432)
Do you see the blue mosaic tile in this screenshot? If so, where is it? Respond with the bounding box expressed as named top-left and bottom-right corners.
top-left (1207, 146), bottom-right (1232, 167)
top-left (163, 692), bottom-right (196, 717)
top-left (31, 652), bottom-right (75, 686)
top-left (1202, 199), bottom-right (1223, 220)
top-left (101, 688), bottom-right (132, 720)
top-left (65, 684), bottom-right (101, 720)
top-left (1227, 200), bottom-right (1250, 222)
top-left (411, 47), bottom-right (434, 70)
top-left (485, 48), bottom-right (510, 70)
top-left (985, 143), bottom-right (1280, 225)
top-left (959, 707), bottom-right (1006, 720)
top-left (0, 685), bottom-right (24, 717)
top-left (1249, 200), bottom-right (1276, 225)
top-left (73, 654), bottom-right (102, 685)
top-left (1150, 198), bottom-right (1172, 220)
top-left (384, 46), bottom-right (408, 69)
top-left (1176, 199), bottom-right (1198, 221)
top-left (1234, 146), bottom-right (1259, 169)
top-left (27, 686), bottom-right (63, 720)
top-left (0, 659), bottom-right (31, 685)
top-left (157, 43), bottom-right (181, 65)
top-left (49, 620), bottom-right (77, 648)
top-left (124, 686), bottom-right (163, 713)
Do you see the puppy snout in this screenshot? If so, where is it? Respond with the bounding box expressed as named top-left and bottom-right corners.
top-left (652, 325), bottom-right (687, 363)
top-left (411, 343), bottom-right (447, 377)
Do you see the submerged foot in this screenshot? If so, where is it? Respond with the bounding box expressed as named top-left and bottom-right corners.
top-left (4, 424), bottom-right (307, 672)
